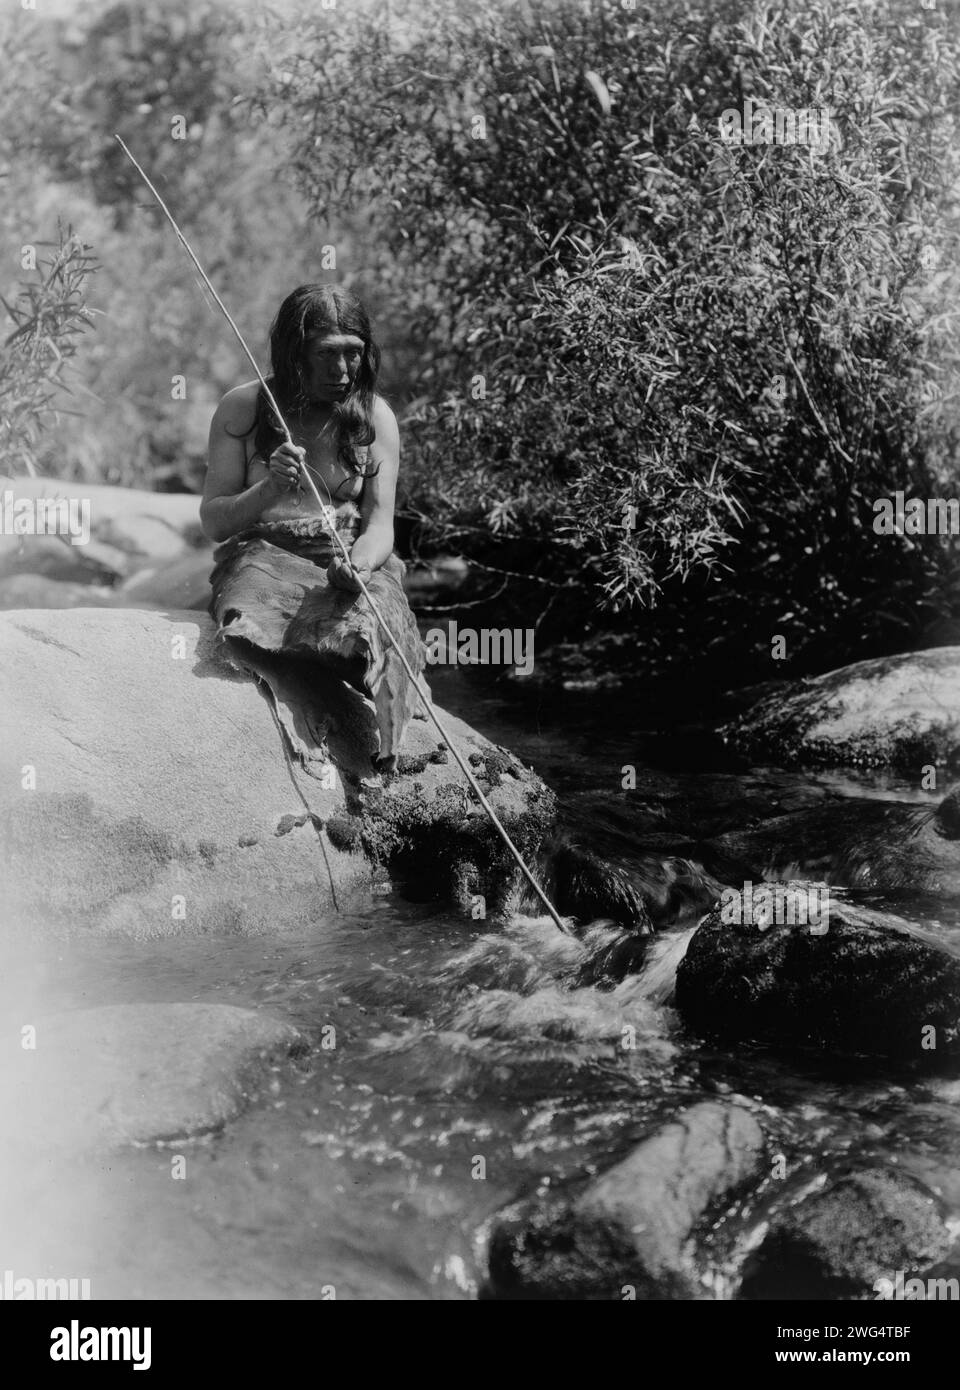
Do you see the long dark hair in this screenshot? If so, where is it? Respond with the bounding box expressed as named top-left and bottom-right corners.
top-left (240, 284), bottom-right (382, 490)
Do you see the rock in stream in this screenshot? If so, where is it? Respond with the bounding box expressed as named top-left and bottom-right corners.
top-left (722, 647), bottom-right (960, 771)
top-left (485, 1100), bottom-right (765, 1299)
top-left (675, 884), bottom-right (960, 1066)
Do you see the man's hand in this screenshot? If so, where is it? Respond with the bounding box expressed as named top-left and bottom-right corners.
top-left (264, 442), bottom-right (305, 498)
top-left (327, 555), bottom-right (373, 593)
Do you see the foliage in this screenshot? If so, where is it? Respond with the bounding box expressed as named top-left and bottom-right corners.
top-left (0, 228), bottom-right (99, 479)
top-left (0, 18), bottom-right (98, 479)
top-left (261, 0), bottom-right (960, 678)
top-left (0, 0), bottom-right (398, 491)
top-left (3, 0), bottom-right (960, 684)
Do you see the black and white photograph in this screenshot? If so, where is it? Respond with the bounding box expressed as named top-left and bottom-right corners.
top-left (2, 0), bottom-right (960, 1344)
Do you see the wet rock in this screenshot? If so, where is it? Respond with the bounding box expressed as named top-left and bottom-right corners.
top-left (0, 608), bottom-right (554, 939)
top-left (486, 1101), bottom-right (765, 1299)
top-left (620, 851), bottom-right (725, 925)
top-left (675, 885), bottom-right (960, 1064)
top-left (571, 924), bottom-right (653, 988)
top-left (1, 1002), bottom-right (305, 1149)
top-left (704, 789), bottom-right (960, 897)
top-left (722, 647), bottom-right (960, 771)
top-left (740, 1168), bottom-right (953, 1300)
top-left (338, 754), bottom-right (555, 919)
top-left (545, 840), bottom-right (654, 934)
top-left (536, 817), bottom-right (724, 930)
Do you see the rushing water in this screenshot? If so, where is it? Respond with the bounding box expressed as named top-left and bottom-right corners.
top-left (4, 666), bottom-right (959, 1300)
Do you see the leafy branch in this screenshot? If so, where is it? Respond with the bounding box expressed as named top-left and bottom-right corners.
top-left (0, 224), bottom-right (99, 477)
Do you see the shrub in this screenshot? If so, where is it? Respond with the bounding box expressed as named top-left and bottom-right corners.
top-left (0, 227), bottom-right (98, 479)
top-left (262, 0), bottom-right (960, 680)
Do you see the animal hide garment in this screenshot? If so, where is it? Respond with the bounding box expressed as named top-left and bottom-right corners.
top-left (209, 514), bottom-right (426, 777)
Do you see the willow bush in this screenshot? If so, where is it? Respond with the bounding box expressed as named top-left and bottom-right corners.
top-left (0, 19), bottom-right (98, 479)
top-left (1, 0), bottom-right (366, 490)
top-left (260, 0), bottom-right (960, 681)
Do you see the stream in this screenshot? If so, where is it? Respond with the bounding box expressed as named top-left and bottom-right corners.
top-left (4, 665), bottom-right (959, 1300)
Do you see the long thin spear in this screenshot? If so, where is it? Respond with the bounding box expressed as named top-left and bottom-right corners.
top-left (115, 135), bottom-right (570, 934)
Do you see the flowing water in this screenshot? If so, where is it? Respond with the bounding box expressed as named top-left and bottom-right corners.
top-left (4, 667), bottom-right (959, 1300)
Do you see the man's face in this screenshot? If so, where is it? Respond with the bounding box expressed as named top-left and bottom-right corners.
top-left (302, 331), bottom-right (364, 403)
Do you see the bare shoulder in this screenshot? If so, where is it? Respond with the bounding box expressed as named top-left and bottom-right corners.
top-left (371, 394), bottom-right (399, 441)
top-left (212, 379), bottom-right (260, 433)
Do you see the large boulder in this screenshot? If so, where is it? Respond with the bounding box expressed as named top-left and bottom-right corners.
top-left (1, 1003), bottom-right (306, 1151)
top-left (722, 647), bottom-right (960, 771)
top-left (739, 1168), bottom-right (953, 1300)
top-left (675, 884), bottom-right (960, 1065)
top-left (704, 789), bottom-right (960, 897)
top-left (486, 1101), bottom-right (765, 1299)
top-left (0, 477), bottom-right (208, 610)
top-left (0, 608), bottom-right (555, 941)
top-left (0, 475), bottom-right (203, 562)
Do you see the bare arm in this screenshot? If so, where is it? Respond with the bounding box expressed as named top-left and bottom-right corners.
top-left (199, 385), bottom-right (300, 543)
top-left (344, 398), bottom-right (400, 575)
top-left (328, 398), bottom-right (399, 591)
